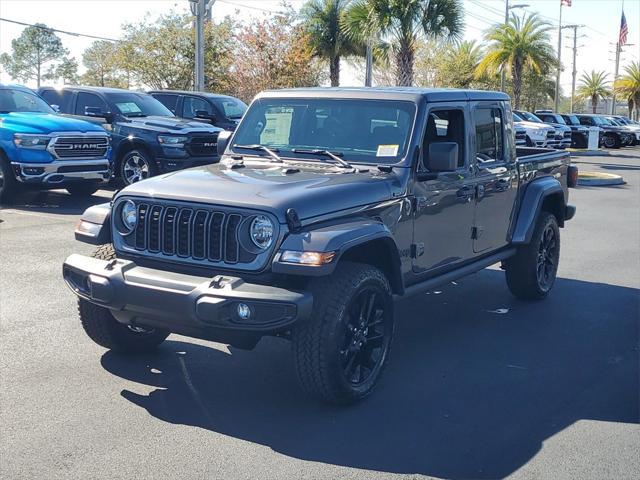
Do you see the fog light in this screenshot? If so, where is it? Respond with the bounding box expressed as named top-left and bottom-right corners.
top-left (237, 303), bottom-right (251, 320)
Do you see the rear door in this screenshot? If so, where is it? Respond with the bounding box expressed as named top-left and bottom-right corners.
top-left (471, 102), bottom-right (518, 253)
top-left (412, 103), bottom-right (476, 275)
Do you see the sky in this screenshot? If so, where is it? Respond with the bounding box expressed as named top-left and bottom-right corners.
top-left (1, 0), bottom-right (639, 94)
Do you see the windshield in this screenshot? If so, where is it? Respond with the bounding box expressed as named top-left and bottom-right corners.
top-left (599, 117), bottom-right (615, 126)
top-left (513, 113), bottom-right (524, 122)
top-left (564, 115), bottom-right (580, 125)
top-left (0, 89), bottom-right (55, 114)
top-left (606, 117), bottom-right (622, 126)
top-left (232, 98), bottom-right (416, 164)
top-left (110, 92), bottom-right (173, 117)
top-left (517, 111), bottom-right (542, 123)
top-left (213, 97), bottom-right (247, 119)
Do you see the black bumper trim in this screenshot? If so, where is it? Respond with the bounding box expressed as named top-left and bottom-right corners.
top-left (62, 254), bottom-right (312, 335)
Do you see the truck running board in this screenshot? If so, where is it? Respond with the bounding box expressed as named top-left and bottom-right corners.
top-left (397, 248), bottom-right (517, 301)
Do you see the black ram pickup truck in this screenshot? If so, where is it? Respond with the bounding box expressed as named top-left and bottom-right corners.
top-left (63, 88), bottom-right (577, 404)
top-left (38, 86), bottom-right (222, 185)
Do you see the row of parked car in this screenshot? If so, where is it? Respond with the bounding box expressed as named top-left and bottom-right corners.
top-left (511, 108), bottom-right (640, 150)
top-left (0, 84), bottom-right (247, 202)
top-left (1, 83), bottom-right (638, 203)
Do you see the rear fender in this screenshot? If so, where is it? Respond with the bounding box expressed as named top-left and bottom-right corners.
top-left (511, 177), bottom-right (565, 244)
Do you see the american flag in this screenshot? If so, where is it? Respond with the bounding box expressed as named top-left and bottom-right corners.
top-left (561, 0), bottom-right (571, 6)
top-left (619, 10), bottom-right (628, 45)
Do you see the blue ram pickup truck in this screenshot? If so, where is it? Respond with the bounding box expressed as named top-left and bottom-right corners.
top-left (0, 84), bottom-right (111, 203)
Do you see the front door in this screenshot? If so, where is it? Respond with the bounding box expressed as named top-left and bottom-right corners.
top-left (472, 103), bottom-right (518, 253)
top-left (412, 105), bottom-right (476, 275)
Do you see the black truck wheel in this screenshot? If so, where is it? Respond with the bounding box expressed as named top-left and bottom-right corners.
top-left (119, 149), bottom-right (156, 186)
top-left (292, 262), bottom-right (395, 404)
top-left (0, 152), bottom-right (18, 204)
top-left (66, 183), bottom-right (99, 197)
top-left (505, 212), bottom-right (560, 300)
top-left (603, 134), bottom-right (621, 149)
top-left (78, 244), bottom-right (169, 352)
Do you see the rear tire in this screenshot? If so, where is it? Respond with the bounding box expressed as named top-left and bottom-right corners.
top-left (66, 183), bottom-right (99, 197)
top-left (505, 212), bottom-right (560, 300)
top-left (78, 244), bottom-right (169, 352)
top-left (292, 262), bottom-right (395, 404)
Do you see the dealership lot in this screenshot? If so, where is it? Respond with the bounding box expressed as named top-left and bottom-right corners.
top-left (1, 150), bottom-right (638, 480)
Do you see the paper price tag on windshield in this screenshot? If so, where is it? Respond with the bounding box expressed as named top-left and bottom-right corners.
top-left (376, 144), bottom-right (399, 157)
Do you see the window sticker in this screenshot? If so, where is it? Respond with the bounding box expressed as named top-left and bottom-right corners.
top-left (376, 144), bottom-right (399, 157)
top-left (116, 102), bottom-right (142, 114)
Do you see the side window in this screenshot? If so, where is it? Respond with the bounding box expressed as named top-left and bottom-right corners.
top-left (182, 96), bottom-right (211, 118)
top-left (152, 94), bottom-right (178, 114)
top-left (579, 117), bottom-right (592, 126)
top-left (40, 89), bottom-right (73, 112)
top-left (75, 92), bottom-right (108, 115)
top-left (474, 108), bottom-right (504, 163)
top-left (423, 109), bottom-right (466, 168)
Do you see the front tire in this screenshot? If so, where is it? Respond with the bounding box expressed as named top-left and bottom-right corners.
top-left (0, 152), bottom-right (18, 204)
top-left (119, 149), bottom-right (156, 186)
top-left (505, 212), bottom-right (560, 300)
top-left (78, 244), bottom-right (169, 352)
top-left (603, 134), bottom-right (621, 149)
top-left (292, 262), bottom-right (395, 404)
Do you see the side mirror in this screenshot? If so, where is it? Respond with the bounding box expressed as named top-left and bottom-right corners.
top-left (85, 106), bottom-right (104, 118)
top-left (50, 104), bottom-right (60, 113)
top-left (217, 130), bottom-right (233, 156)
top-left (195, 110), bottom-right (216, 122)
top-left (426, 142), bottom-right (458, 172)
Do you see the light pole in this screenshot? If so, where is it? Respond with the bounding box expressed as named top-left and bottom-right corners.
top-left (189, 0), bottom-right (216, 92)
top-left (501, 1), bottom-right (529, 92)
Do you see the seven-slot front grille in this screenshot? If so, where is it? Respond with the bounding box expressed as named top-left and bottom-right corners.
top-left (131, 203), bottom-right (249, 265)
top-left (188, 134), bottom-right (219, 156)
top-left (52, 136), bottom-right (109, 159)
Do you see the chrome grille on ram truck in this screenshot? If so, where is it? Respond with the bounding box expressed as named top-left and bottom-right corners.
top-left (50, 136), bottom-right (109, 159)
top-left (114, 199), bottom-right (277, 271)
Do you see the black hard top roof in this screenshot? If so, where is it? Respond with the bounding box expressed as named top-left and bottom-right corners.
top-left (257, 86), bottom-right (510, 103)
top-left (38, 85), bottom-right (149, 95)
top-left (147, 89), bottom-right (239, 100)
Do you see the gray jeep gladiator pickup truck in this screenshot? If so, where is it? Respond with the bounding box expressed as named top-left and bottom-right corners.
top-left (63, 88), bottom-right (577, 404)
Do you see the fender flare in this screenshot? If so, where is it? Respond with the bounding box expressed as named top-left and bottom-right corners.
top-left (272, 219), bottom-right (402, 288)
top-left (511, 177), bottom-right (565, 245)
top-left (75, 202), bottom-right (112, 245)
top-left (114, 136), bottom-right (152, 164)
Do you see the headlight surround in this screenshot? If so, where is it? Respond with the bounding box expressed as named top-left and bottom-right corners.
top-left (249, 215), bottom-right (274, 250)
top-left (158, 135), bottom-right (188, 147)
top-left (13, 134), bottom-right (50, 149)
top-left (121, 200), bottom-right (137, 233)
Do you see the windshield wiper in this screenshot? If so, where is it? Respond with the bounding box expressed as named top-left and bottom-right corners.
top-left (233, 144), bottom-right (283, 163)
top-left (291, 149), bottom-right (353, 169)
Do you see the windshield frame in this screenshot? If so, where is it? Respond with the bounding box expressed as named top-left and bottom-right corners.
top-left (230, 97), bottom-right (419, 166)
top-left (0, 88), bottom-right (55, 114)
top-left (517, 110), bottom-right (543, 123)
top-left (110, 92), bottom-right (174, 118)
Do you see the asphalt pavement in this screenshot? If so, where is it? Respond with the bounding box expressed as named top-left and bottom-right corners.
top-left (1, 149), bottom-right (638, 480)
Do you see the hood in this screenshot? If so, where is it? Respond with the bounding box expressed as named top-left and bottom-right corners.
top-left (118, 160), bottom-right (407, 223)
top-left (0, 112), bottom-right (106, 135)
top-left (545, 122), bottom-right (571, 132)
top-left (515, 120), bottom-right (551, 131)
top-left (120, 115), bottom-right (222, 134)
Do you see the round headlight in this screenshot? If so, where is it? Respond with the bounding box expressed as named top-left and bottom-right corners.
top-left (121, 200), bottom-right (137, 232)
top-left (250, 215), bottom-right (274, 250)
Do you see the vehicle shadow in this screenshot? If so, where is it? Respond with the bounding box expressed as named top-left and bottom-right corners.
top-left (0, 188), bottom-right (114, 215)
top-left (100, 269), bottom-right (639, 479)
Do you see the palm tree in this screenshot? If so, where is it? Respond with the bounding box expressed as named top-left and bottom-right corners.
top-left (302, 0), bottom-right (363, 87)
top-left (614, 61), bottom-right (640, 120)
top-left (343, 0), bottom-right (463, 87)
top-left (576, 71), bottom-right (611, 113)
top-left (475, 13), bottom-right (556, 109)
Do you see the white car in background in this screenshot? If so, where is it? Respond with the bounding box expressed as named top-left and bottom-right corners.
top-left (513, 112), bottom-right (555, 148)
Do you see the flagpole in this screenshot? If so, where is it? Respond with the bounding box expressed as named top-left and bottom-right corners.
top-left (611, 1), bottom-right (625, 115)
top-left (554, 1), bottom-right (563, 112)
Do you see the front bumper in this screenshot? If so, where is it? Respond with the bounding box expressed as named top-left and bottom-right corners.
top-left (156, 156), bottom-right (218, 173)
top-left (12, 159), bottom-right (110, 185)
top-left (62, 254), bottom-right (313, 342)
